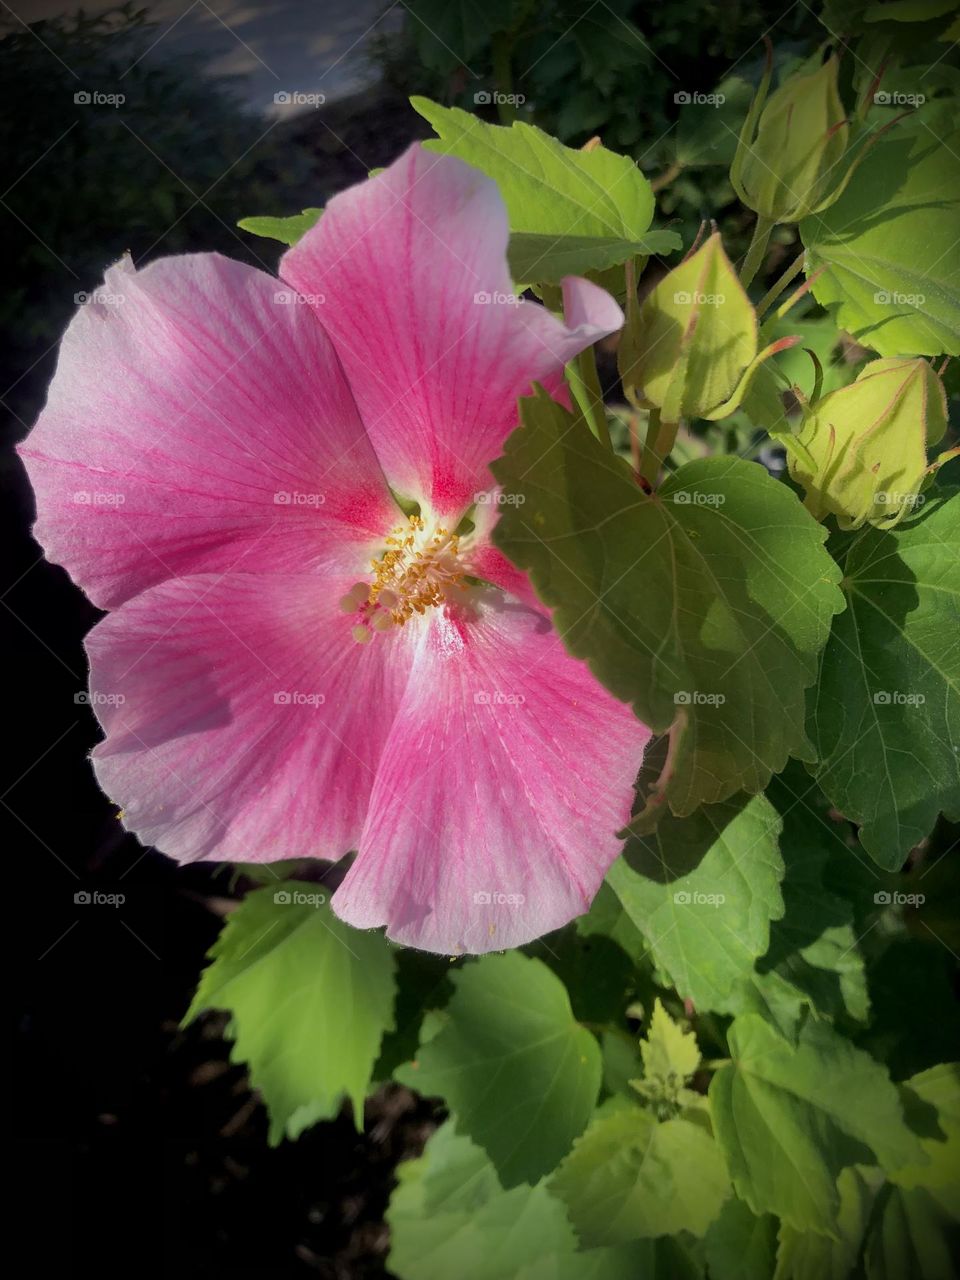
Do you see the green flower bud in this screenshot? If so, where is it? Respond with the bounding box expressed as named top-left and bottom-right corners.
top-left (619, 232), bottom-right (798, 422)
top-left (732, 55), bottom-right (852, 223)
top-left (782, 357), bottom-right (953, 528)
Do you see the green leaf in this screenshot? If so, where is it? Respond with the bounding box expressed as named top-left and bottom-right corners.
top-left (491, 390), bottom-right (844, 819)
top-left (801, 128), bottom-right (960, 356)
top-left (893, 1063), bottom-right (960, 1215)
top-left (864, 1185), bottom-right (960, 1280)
top-left (237, 208), bottom-right (322, 245)
top-left (607, 794), bottom-right (789, 1018)
top-left (386, 1121), bottom-right (577, 1280)
top-left (184, 882), bottom-right (396, 1141)
top-left (401, 0), bottom-right (516, 74)
top-left (550, 1104), bottom-right (730, 1244)
top-left (412, 98), bottom-right (680, 283)
top-left (858, 939), bottom-right (960, 1079)
top-left (395, 953), bottom-right (601, 1186)
top-left (774, 1166), bottom-right (883, 1279)
top-left (640, 997), bottom-right (700, 1084)
top-left (515, 1239), bottom-right (704, 1280)
top-left (809, 488), bottom-right (960, 869)
top-left (710, 1014), bottom-right (926, 1232)
top-left (705, 1196), bottom-right (778, 1280)
top-left (760, 766), bottom-right (871, 1025)
top-left (673, 76), bottom-right (755, 169)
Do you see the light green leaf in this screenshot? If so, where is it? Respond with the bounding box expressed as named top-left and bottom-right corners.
top-left (386, 1121), bottom-right (576, 1280)
top-left (237, 208), bottom-right (322, 245)
top-left (515, 1238), bottom-right (705, 1280)
top-left (184, 882), bottom-right (395, 1141)
top-left (801, 128), bottom-right (960, 356)
top-left (774, 1166), bottom-right (883, 1279)
top-left (809, 488), bottom-right (960, 869)
top-left (705, 1196), bottom-right (778, 1280)
top-left (640, 997), bottom-right (700, 1084)
top-left (607, 794), bottom-right (788, 1016)
top-left (412, 98), bottom-right (680, 283)
top-left (550, 1105), bottom-right (730, 1244)
top-left (491, 390), bottom-right (844, 819)
top-left (710, 1014), bottom-right (927, 1232)
top-left (395, 952), bottom-right (601, 1186)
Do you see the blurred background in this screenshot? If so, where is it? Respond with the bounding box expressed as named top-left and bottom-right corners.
top-left (4, 1), bottom-right (845, 1274)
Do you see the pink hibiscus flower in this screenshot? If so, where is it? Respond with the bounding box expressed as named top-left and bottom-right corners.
top-left (19, 144), bottom-right (651, 954)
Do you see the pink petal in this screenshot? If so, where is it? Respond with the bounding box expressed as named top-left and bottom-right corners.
top-left (332, 595), bottom-right (650, 953)
top-left (280, 145), bottom-right (623, 519)
top-left (86, 572), bottom-right (417, 861)
top-left (18, 253), bottom-right (394, 609)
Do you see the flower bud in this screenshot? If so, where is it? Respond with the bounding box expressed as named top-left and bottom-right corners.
top-left (782, 357), bottom-right (952, 528)
top-left (619, 232), bottom-right (798, 421)
top-left (732, 55), bottom-right (851, 223)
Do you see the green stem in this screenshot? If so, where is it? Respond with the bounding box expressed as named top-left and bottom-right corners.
top-left (739, 214), bottom-right (776, 289)
top-left (491, 32), bottom-right (517, 125)
top-left (755, 249), bottom-right (805, 321)
top-left (700, 1057), bottom-right (732, 1071)
top-left (567, 346), bottom-right (613, 451)
top-left (639, 409), bottom-right (678, 486)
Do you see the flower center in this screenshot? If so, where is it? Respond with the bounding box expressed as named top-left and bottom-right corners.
top-left (341, 514), bottom-right (468, 643)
